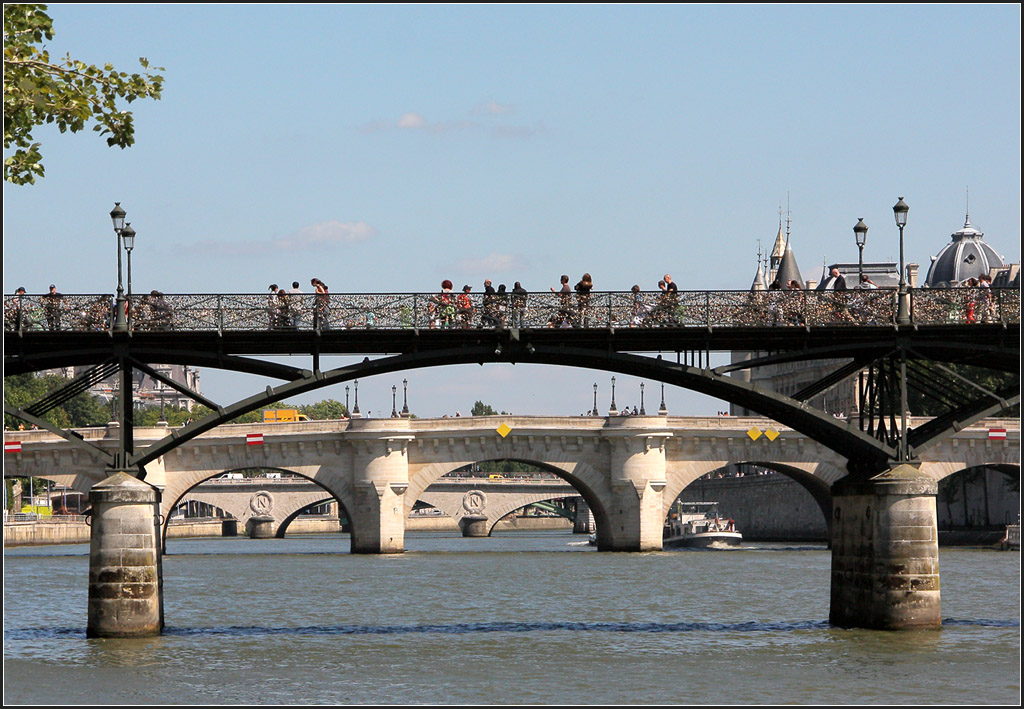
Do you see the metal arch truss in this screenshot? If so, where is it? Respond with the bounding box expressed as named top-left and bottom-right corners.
top-left (5, 328), bottom-right (1019, 482)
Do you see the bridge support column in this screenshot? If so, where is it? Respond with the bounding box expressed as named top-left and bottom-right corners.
top-left (829, 464), bottom-right (941, 630)
top-left (246, 515), bottom-right (276, 539)
top-left (87, 472), bottom-right (164, 638)
top-left (600, 430), bottom-right (670, 551)
top-left (459, 514), bottom-right (490, 537)
top-left (572, 497), bottom-right (595, 534)
top-left (350, 426), bottom-right (412, 554)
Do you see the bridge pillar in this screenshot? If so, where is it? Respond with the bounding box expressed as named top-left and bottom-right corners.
top-left (459, 514), bottom-right (490, 537)
top-left (601, 430), bottom-right (670, 551)
top-left (350, 427), bottom-right (412, 554)
top-left (87, 472), bottom-right (164, 638)
top-left (246, 515), bottom-right (276, 539)
top-left (572, 497), bottom-right (595, 534)
top-left (829, 464), bottom-right (941, 630)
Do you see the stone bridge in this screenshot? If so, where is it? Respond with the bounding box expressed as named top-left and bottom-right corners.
top-left (179, 475), bottom-right (582, 539)
top-left (5, 414), bottom-right (1017, 554)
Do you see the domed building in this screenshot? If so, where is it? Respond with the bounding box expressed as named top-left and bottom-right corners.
top-left (924, 213), bottom-right (1007, 287)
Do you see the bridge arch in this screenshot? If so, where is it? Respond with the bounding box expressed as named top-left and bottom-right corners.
top-left (410, 455), bottom-right (613, 543)
top-left (161, 466), bottom-right (356, 549)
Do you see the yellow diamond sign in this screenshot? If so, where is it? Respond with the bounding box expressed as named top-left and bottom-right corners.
top-left (764, 428), bottom-right (780, 441)
top-left (747, 427), bottom-right (762, 441)
top-left (496, 423), bottom-right (512, 438)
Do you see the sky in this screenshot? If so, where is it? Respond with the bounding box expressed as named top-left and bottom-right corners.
top-left (3, 4), bottom-right (1021, 419)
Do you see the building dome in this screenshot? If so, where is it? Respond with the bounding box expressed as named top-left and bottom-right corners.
top-left (924, 214), bottom-right (1006, 287)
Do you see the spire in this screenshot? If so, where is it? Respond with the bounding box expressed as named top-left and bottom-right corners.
top-left (775, 244), bottom-right (804, 289)
top-left (770, 205), bottom-right (786, 266)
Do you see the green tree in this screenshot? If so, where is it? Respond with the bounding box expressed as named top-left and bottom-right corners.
top-left (3, 372), bottom-right (109, 429)
top-left (471, 400), bottom-right (508, 416)
top-left (4, 4), bottom-right (164, 184)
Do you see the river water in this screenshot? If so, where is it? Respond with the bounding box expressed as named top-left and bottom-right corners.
top-left (3, 531), bottom-right (1020, 704)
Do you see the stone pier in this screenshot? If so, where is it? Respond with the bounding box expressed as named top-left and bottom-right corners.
top-left (829, 464), bottom-right (941, 630)
top-left (87, 473), bottom-right (164, 638)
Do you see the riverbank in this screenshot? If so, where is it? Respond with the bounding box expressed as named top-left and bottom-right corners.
top-left (2, 514), bottom-right (574, 546)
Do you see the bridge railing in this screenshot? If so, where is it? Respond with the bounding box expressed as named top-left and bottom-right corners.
top-left (4, 288), bottom-right (1019, 333)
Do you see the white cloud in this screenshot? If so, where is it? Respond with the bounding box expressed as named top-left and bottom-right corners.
top-left (185, 221), bottom-right (378, 257)
top-left (475, 101), bottom-right (516, 116)
top-left (396, 112), bottom-right (426, 128)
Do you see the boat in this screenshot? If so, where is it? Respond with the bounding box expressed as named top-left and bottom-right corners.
top-left (663, 501), bottom-right (742, 548)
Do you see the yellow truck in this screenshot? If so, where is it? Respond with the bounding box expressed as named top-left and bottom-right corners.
top-left (262, 409), bottom-right (309, 423)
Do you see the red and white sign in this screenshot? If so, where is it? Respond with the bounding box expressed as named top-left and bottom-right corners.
top-left (988, 428), bottom-right (1007, 440)
top-left (5, 441), bottom-right (22, 453)
top-left (246, 433), bottom-right (264, 446)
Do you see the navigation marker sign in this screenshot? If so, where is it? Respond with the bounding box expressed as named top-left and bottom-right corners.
top-left (496, 423), bottom-right (512, 438)
top-left (247, 433), bottom-right (264, 446)
top-left (5, 441), bottom-right (22, 453)
top-left (988, 428), bottom-right (1007, 440)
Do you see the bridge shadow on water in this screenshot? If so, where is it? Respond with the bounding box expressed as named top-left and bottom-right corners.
top-left (7, 618), bottom-right (1016, 641)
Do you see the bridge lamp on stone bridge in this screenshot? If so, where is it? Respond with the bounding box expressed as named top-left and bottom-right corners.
top-left (592, 383), bottom-right (599, 417)
top-left (391, 385), bottom-right (398, 418)
top-left (853, 217), bottom-right (868, 282)
top-left (401, 379), bottom-right (410, 418)
top-left (609, 376), bottom-right (618, 416)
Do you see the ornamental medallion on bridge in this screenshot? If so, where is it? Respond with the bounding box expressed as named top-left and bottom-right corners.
top-left (462, 490), bottom-right (487, 514)
top-left (249, 491), bottom-right (274, 515)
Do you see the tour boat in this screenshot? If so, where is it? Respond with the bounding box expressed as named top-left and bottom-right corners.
top-left (663, 502), bottom-right (742, 548)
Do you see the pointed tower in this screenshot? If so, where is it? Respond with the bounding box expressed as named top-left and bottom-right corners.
top-left (769, 209), bottom-right (787, 283)
top-left (751, 243), bottom-right (767, 291)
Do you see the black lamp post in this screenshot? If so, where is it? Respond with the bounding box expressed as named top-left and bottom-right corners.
top-left (639, 382), bottom-right (646, 415)
top-left (401, 379), bottom-right (410, 417)
top-left (893, 197), bottom-right (910, 325)
top-left (659, 382), bottom-right (667, 416)
top-left (122, 223), bottom-right (136, 329)
top-left (391, 385), bottom-right (398, 418)
top-left (352, 380), bottom-right (361, 418)
top-left (345, 385), bottom-right (350, 416)
top-left (109, 203), bottom-right (128, 332)
top-left (592, 383), bottom-right (599, 416)
top-left (609, 376), bottom-right (618, 416)
top-left (853, 218), bottom-right (868, 283)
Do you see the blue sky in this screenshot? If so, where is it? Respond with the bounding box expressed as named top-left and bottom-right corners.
top-left (4, 4), bottom-right (1020, 418)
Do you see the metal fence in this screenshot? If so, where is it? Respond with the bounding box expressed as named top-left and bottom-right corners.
top-left (4, 287), bottom-right (1020, 334)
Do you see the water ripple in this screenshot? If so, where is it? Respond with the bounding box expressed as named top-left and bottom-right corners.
top-left (6, 617), bottom-right (1018, 641)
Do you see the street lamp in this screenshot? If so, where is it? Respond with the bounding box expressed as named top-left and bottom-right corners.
top-left (609, 376), bottom-right (618, 416)
top-left (391, 385), bottom-right (398, 418)
top-left (639, 382), bottom-right (646, 415)
top-left (109, 203), bottom-right (128, 331)
top-left (401, 379), bottom-right (410, 417)
top-left (352, 380), bottom-right (361, 418)
top-left (853, 218), bottom-right (868, 283)
top-left (122, 223), bottom-right (136, 329)
top-left (592, 383), bottom-right (599, 416)
top-left (893, 197), bottom-right (910, 325)
top-left (345, 385), bottom-right (350, 416)
top-left (659, 382), bottom-right (667, 416)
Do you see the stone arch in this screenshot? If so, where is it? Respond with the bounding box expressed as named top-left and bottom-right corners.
top-left (480, 495), bottom-right (577, 537)
top-left (930, 463), bottom-right (1021, 530)
top-left (670, 460), bottom-right (836, 541)
top-left (664, 454), bottom-right (842, 524)
top-left (409, 454), bottom-right (613, 543)
top-left (161, 465), bottom-right (356, 548)
top-left (275, 496), bottom-right (345, 538)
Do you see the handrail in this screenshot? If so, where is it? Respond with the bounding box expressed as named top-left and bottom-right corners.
top-left (3, 288), bottom-right (1019, 334)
